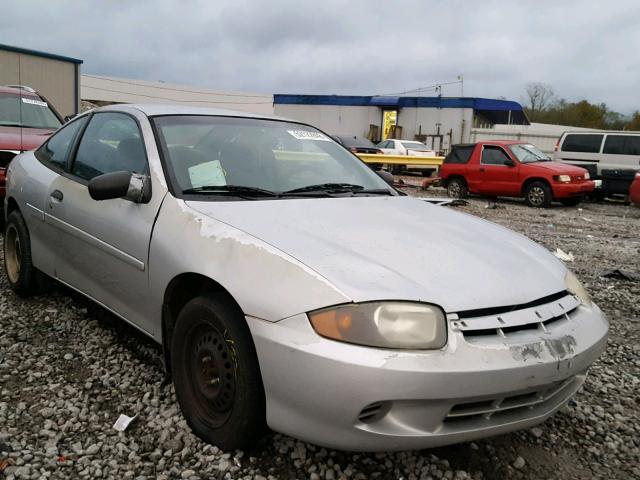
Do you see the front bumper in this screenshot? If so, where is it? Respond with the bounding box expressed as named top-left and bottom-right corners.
top-left (552, 181), bottom-right (595, 198)
top-left (247, 301), bottom-right (608, 451)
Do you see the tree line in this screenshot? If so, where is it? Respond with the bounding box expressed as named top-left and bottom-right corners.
top-left (524, 82), bottom-right (640, 130)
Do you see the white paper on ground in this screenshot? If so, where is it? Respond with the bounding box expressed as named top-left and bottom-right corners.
top-left (113, 414), bottom-right (137, 432)
top-left (553, 248), bottom-right (575, 262)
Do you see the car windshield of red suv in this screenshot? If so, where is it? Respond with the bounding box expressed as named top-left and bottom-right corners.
top-left (509, 143), bottom-right (550, 163)
top-left (0, 93), bottom-right (61, 129)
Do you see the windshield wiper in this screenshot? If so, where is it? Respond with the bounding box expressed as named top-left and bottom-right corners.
top-left (182, 185), bottom-right (280, 197)
top-left (283, 183), bottom-right (392, 195)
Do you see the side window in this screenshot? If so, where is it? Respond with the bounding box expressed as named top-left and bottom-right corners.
top-left (604, 135), bottom-right (640, 155)
top-left (625, 136), bottom-right (640, 155)
top-left (561, 134), bottom-right (603, 153)
top-left (71, 112), bottom-right (147, 181)
top-left (35, 116), bottom-right (87, 169)
top-left (481, 146), bottom-right (511, 165)
top-left (444, 145), bottom-right (474, 164)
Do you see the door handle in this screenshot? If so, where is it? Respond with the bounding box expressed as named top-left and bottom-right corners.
top-left (479, 168), bottom-right (485, 172)
top-left (50, 190), bottom-right (64, 202)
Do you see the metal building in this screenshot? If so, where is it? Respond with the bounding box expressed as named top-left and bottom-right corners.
top-left (81, 75), bottom-right (274, 115)
top-left (274, 95), bottom-right (529, 153)
top-left (0, 44), bottom-right (82, 118)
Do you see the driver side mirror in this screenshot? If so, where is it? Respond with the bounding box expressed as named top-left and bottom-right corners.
top-left (88, 171), bottom-right (152, 203)
top-left (504, 159), bottom-right (516, 167)
top-left (376, 169), bottom-right (395, 187)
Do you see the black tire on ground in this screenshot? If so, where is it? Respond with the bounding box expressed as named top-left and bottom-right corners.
top-left (560, 197), bottom-right (582, 207)
top-left (3, 210), bottom-right (42, 296)
top-left (446, 177), bottom-right (468, 198)
top-left (524, 181), bottom-right (552, 208)
top-left (390, 165), bottom-right (403, 175)
top-left (171, 293), bottom-right (266, 450)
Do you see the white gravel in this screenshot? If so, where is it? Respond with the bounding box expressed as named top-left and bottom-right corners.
top-left (0, 188), bottom-right (638, 479)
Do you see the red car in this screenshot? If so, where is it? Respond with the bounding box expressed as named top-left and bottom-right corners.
top-left (0, 85), bottom-right (63, 197)
top-left (630, 172), bottom-right (640, 206)
top-left (440, 141), bottom-right (595, 207)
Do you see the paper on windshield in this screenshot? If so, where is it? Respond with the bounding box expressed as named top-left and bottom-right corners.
top-left (287, 130), bottom-right (331, 141)
top-left (22, 98), bottom-right (48, 107)
top-left (188, 160), bottom-right (226, 188)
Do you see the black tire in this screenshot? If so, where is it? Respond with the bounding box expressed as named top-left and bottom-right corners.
top-left (524, 181), bottom-right (552, 208)
top-left (171, 294), bottom-right (266, 450)
top-left (560, 197), bottom-right (582, 207)
top-left (4, 210), bottom-right (41, 296)
top-left (446, 177), bottom-right (468, 198)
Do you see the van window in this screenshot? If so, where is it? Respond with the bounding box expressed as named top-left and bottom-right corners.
top-left (561, 134), bottom-right (603, 153)
top-left (603, 135), bottom-right (640, 155)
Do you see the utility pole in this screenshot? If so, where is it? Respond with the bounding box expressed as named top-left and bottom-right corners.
top-left (458, 74), bottom-right (464, 97)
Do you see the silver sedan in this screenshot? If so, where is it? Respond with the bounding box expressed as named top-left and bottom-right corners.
top-left (3, 104), bottom-right (608, 451)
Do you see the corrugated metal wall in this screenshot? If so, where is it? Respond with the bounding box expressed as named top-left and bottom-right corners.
top-left (0, 49), bottom-right (78, 117)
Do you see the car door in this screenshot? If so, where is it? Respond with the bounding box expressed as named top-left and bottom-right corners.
top-left (477, 145), bottom-right (520, 195)
top-left (43, 111), bottom-right (165, 335)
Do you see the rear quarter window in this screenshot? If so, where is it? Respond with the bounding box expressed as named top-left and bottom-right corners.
top-left (444, 145), bottom-right (474, 164)
top-left (561, 134), bottom-right (603, 153)
top-left (603, 135), bottom-right (640, 155)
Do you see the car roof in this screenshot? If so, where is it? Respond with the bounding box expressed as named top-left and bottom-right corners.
top-left (452, 141), bottom-right (523, 148)
top-left (96, 103), bottom-right (291, 122)
top-left (0, 85), bottom-right (41, 98)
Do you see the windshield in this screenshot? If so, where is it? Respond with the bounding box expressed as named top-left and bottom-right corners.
top-left (0, 94), bottom-right (62, 129)
top-left (152, 115), bottom-right (394, 199)
top-left (509, 143), bottom-right (549, 163)
top-left (401, 142), bottom-right (431, 151)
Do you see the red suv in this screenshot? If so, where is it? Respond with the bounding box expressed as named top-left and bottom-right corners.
top-left (0, 85), bottom-right (63, 198)
top-left (629, 172), bottom-right (640, 207)
top-left (440, 141), bottom-right (595, 207)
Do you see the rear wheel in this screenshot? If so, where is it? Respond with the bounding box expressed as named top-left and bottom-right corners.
top-left (446, 177), bottom-right (468, 198)
top-left (524, 181), bottom-right (552, 208)
top-left (560, 197), bottom-right (582, 207)
top-left (171, 294), bottom-right (266, 450)
top-left (4, 210), bottom-right (42, 296)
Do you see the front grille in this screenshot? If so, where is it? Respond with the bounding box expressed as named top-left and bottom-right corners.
top-left (444, 375), bottom-right (578, 423)
top-left (0, 150), bottom-right (18, 169)
top-left (450, 292), bottom-right (581, 340)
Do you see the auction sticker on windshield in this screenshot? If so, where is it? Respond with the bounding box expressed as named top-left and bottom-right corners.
top-left (287, 130), bottom-right (331, 141)
top-left (22, 98), bottom-right (48, 107)
top-left (188, 160), bottom-right (227, 187)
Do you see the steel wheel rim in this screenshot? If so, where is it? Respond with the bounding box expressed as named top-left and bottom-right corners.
top-left (5, 224), bottom-right (21, 284)
top-left (188, 322), bottom-right (235, 427)
top-left (528, 187), bottom-right (545, 206)
top-left (449, 182), bottom-right (461, 197)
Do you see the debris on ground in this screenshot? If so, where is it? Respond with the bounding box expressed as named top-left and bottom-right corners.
top-left (553, 248), bottom-right (575, 262)
top-left (113, 413), bottom-right (137, 432)
top-left (599, 269), bottom-right (640, 282)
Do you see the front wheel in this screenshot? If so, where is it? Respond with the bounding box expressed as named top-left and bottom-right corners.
top-left (4, 210), bottom-right (41, 296)
top-left (560, 197), bottom-right (582, 207)
top-left (524, 181), bottom-right (552, 208)
top-left (171, 294), bottom-right (266, 450)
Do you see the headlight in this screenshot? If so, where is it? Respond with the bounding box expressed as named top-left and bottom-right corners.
top-left (555, 175), bottom-right (571, 183)
top-left (565, 270), bottom-right (591, 306)
top-left (308, 302), bottom-right (447, 349)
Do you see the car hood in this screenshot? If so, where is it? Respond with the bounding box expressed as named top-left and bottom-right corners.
top-left (0, 126), bottom-right (55, 151)
top-left (187, 196), bottom-right (567, 313)
top-left (523, 161), bottom-right (588, 175)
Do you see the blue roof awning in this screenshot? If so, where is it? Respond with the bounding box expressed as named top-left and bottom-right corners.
top-left (369, 96), bottom-right (400, 106)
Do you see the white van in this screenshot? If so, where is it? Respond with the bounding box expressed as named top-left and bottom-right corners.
top-left (553, 131), bottom-right (640, 177)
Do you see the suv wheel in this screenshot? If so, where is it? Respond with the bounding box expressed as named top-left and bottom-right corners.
top-left (171, 294), bottom-right (266, 450)
top-left (524, 181), bottom-right (552, 208)
top-left (447, 178), bottom-right (468, 198)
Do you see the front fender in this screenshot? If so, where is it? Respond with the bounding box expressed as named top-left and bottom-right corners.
top-left (148, 196), bottom-right (351, 337)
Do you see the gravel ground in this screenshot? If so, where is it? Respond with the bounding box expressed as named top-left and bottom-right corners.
top-left (1, 186), bottom-right (638, 480)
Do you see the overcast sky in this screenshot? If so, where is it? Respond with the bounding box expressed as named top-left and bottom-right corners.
top-left (2, 0), bottom-right (639, 113)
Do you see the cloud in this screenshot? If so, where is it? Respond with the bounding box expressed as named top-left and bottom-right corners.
top-left (1, 0), bottom-right (639, 112)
